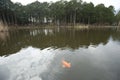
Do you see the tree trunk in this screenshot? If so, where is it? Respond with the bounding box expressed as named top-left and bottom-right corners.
top-left (88, 16), bottom-right (90, 25)
top-left (118, 21), bottom-right (120, 26)
top-left (73, 11), bottom-right (76, 26)
top-left (70, 14), bottom-right (72, 25)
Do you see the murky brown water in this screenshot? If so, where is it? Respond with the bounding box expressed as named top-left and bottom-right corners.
top-left (0, 28), bottom-right (120, 80)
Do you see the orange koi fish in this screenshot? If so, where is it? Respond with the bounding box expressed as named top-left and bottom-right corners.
top-left (62, 60), bottom-right (71, 68)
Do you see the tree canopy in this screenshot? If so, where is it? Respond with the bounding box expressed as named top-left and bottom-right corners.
top-left (0, 0), bottom-right (118, 26)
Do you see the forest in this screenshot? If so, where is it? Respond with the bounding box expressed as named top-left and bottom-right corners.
top-left (0, 0), bottom-right (120, 26)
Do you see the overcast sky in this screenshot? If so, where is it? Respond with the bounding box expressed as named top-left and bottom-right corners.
top-left (11, 0), bottom-right (120, 10)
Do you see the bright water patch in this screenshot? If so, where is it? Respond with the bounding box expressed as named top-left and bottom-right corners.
top-left (0, 39), bottom-right (120, 80)
top-left (0, 47), bottom-right (58, 80)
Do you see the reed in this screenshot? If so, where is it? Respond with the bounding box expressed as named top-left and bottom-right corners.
top-left (0, 21), bottom-right (8, 32)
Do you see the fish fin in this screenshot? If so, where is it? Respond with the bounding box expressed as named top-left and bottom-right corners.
top-left (69, 63), bottom-right (71, 65)
top-left (62, 65), bottom-right (65, 68)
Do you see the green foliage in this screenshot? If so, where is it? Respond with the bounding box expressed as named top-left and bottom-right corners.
top-left (0, 0), bottom-right (116, 26)
top-left (0, 0), bottom-right (14, 24)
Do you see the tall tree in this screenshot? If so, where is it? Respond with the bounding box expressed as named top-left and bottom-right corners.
top-left (116, 11), bottom-right (120, 26)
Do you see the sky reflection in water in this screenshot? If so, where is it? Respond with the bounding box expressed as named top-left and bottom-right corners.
top-left (0, 37), bottom-right (120, 80)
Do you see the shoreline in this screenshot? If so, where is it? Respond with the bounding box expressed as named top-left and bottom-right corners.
top-left (0, 24), bottom-right (119, 31)
top-left (8, 25), bottom-right (119, 30)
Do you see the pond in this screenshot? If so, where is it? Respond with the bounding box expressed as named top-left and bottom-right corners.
top-left (0, 28), bottom-right (120, 80)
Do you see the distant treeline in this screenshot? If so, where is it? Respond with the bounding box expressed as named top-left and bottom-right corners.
top-left (0, 0), bottom-right (120, 26)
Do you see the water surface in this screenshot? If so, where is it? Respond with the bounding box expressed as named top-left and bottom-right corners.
top-left (0, 28), bottom-right (120, 80)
